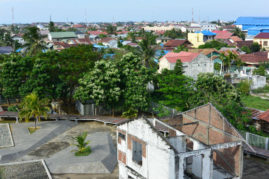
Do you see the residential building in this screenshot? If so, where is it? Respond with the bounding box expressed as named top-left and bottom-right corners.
top-left (48, 31), bottom-right (77, 41)
top-left (253, 33), bottom-right (269, 51)
top-left (117, 103), bottom-right (246, 179)
top-left (158, 51), bottom-right (214, 79)
top-left (163, 39), bottom-right (192, 51)
top-left (201, 23), bottom-right (217, 31)
top-left (187, 32), bottom-right (204, 48)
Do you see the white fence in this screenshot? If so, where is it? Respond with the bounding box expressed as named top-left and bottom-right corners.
top-left (241, 131), bottom-right (269, 150)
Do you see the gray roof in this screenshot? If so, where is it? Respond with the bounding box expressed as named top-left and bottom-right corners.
top-left (50, 32), bottom-right (77, 39)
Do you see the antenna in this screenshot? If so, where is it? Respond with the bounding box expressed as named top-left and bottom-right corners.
top-left (50, 15), bottom-right (52, 22)
top-left (11, 7), bottom-right (14, 25)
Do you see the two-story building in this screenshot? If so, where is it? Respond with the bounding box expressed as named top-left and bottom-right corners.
top-left (254, 33), bottom-right (269, 51)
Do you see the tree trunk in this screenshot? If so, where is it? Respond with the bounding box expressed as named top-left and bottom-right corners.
top-left (35, 117), bottom-right (37, 129)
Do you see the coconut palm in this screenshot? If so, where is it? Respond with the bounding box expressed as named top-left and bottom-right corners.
top-left (19, 92), bottom-right (50, 129)
top-left (23, 26), bottom-right (47, 56)
top-left (138, 32), bottom-right (156, 67)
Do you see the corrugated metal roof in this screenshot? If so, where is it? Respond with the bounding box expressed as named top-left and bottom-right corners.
top-left (235, 17), bottom-right (269, 25)
top-left (195, 30), bottom-right (216, 36)
top-left (50, 32), bottom-right (77, 39)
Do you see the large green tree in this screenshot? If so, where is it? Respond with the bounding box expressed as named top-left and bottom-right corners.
top-left (74, 60), bottom-right (121, 115)
top-left (156, 60), bottom-right (194, 111)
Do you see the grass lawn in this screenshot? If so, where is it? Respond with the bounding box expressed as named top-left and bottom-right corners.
top-left (242, 95), bottom-right (269, 111)
top-left (28, 127), bottom-right (40, 134)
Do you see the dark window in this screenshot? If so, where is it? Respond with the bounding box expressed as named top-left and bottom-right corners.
top-left (132, 140), bottom-right (142, 165)
top-left (119, 132), bottom-right (126, 140)
top-left (264, 41), bottom-right (268, 47)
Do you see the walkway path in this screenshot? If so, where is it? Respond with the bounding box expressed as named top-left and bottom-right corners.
top-left (0, 121), bottom-right (76, 163)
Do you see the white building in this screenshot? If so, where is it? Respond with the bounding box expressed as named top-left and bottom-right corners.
top-left (158, 51), bottom-right (214, 79)
top-left (117, 103), bottom-right (248, 179)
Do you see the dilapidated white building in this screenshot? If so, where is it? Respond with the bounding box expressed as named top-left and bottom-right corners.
top-left (117, 104), bottom-right (250, 179)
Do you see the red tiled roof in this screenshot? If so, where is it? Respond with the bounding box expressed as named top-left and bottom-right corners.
top-left (160, 51), bottom-right (200, 63)
top-left (116, 31), bottom-right (129, 34)
top-left (53, 41), bottom-right (71, 48)
top-left (240, 52), bottom-right (269, 64)
top-left (213, 30), bottom-right (233, 40)
top-left (236, 41), bottom-right (253, 48)
top-left (255, 33), bottom-right (269, 39)
top-left (258, 109), bottom-right (269, 123)
top-left (230, 36), bottom-right (242, 42)
top-left (164, 39), bottom-right (190, 48)
top-left (88, 31), bottom-right (108, 35)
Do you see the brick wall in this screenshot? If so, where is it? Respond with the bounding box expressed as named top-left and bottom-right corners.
top-left (118, 150), bottom-right (126, 165)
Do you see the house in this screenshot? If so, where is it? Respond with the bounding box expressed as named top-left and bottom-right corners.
top-left (99, 37), bottom-right (118, 48)
top-left (213, 30), bottom-right (233, 40)
top-left (163, 39), bottom-right (192, 51)
top-left (187, 32), bottom-right (204, 48)
top-left (0, 46), bottom-right (13, 54)
top-left (88, 31), bottom-right (108, 41)
top-left (255, 109), bottom-right (269, 133)
top-left (52, 41), bottom-right (72, 51)
top-left (158, 51), bottom-right (214, 79)
top-left (201, 23), bottom-right (217, 31)
top-left (253, 33), bottom-right (269, 51)
top-left (235, 17), bottom-right (269, 36)
top-left (239, 51), bottom-right (269, 75)
top-left (117, 103), bottom-right (246, 179)
top-left (236, 41), bottom-right (253, 49)
top-left (48, 32), bottom-right (77, 41)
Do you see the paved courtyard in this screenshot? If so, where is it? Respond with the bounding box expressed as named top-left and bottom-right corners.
top-left (0, 120), bottom-right (118, 178)
top-left (0, 124), bottom-right (13, 148)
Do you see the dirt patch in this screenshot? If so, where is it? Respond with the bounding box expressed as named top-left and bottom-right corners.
top-left (28, 142), bottom-right (70, 158)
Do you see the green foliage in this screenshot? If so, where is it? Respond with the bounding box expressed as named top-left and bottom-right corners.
top-left (23, 26), bottom-right (46, 56)
top-left (138, 31), bottom-right (157, 67)
top-left (7, 105), bottom-right (19, 112)
top-left (156, 61), bottom-right (194, 111)
top-left (99, 34), bottom-right (107, 38)
top-left (19, 92), bottom-right (50, 129)
top-left (241, 95), bottom-right (269, 111)
top-left (74, 60), bottom-right (121, 111)
top-left (237, 80), bottom-right (251, 96)
top-left (106, 25), bottom-right (117, 34)
top-left (250, 42), bottom-right (261, 53)
top-left (252, 85), bottom-right (269, 94)
top-left (241, 46), bottom-right (251, 54)
top-left (153, 105), bottom-right (172, 118)
top-left (164, 29), bottom-right (186, 39)
top-left (74, 132), bottom-right (91, 156)
top-left (233, 27), bottom-right (245, 40)
top-left (198, 40), bottom-right (228, 50)
top-left (253, 65), bottom-right (266, 76)
top-left (74, 53), bottom-right (153, 115)
top-left (121, 108), bottom-right (138, 119)
top-left (214, 63), bottom-right (221, 72)
top-left (194, 73), bottom-right (240, 106)
top-left (173, 45), bottom-right (188, 53)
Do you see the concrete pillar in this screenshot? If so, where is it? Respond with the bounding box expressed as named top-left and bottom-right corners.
top-left (202, 153), bottom-right (213, 179)
top-left (246, 132), bottom-right (249, 144)
top-left (178, 157), bottom-right (185, 179)
top-left (16, 117), bottom-right (19, 124)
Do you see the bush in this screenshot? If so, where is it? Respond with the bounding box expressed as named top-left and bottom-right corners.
top-left (237, 80), bottom-right (251, 96)
top-left (7, 105), bottom-right (18, 112)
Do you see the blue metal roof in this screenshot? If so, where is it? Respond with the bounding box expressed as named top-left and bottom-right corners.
top-left (195, 30), bottom-right (216, 36)
top-left (235, 17), bottom-right (269, 25)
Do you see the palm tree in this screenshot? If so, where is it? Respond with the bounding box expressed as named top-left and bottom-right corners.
top-left (138, 32), bottom-right (156, 67)
top-left (19, 92), bottom-right (50, 129)
top-left (23, 26), bottom-right (47, 56)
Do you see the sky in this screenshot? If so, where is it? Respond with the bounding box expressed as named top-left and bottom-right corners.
top-left (0, 0), bottom-right (268, 24)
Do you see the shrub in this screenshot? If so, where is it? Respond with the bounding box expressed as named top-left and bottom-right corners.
top-left (237, 80), bottom-right (251, 96)
top-left (73, 132), bottom-right (91, 156)
top-left (7, 105), bottom-right (18, 112)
